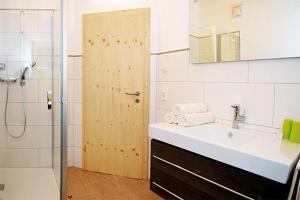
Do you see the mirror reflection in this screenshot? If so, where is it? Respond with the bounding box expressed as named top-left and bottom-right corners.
top-left (190, 0), bottom-right (300, 64)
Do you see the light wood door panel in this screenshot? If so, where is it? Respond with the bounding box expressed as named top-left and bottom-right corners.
top-left (82, 8), bottom-right (150, 179)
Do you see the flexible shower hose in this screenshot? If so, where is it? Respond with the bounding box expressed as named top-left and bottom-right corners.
top-left (5, 83), bottom-right (27, 139)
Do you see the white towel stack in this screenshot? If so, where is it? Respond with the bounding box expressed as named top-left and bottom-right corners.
top-left (164, 103), bottom-right (214, 127)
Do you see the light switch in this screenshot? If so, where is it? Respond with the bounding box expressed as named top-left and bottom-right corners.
top-left (162, 68), bottom-right (168, 74)
top-left (232, 5), bottom-right (242, 18)
top-left (161, 86), bottom-right (168, 102)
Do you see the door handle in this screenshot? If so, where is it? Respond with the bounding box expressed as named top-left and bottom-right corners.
top-left (125, 92), bottom-right (140, 96)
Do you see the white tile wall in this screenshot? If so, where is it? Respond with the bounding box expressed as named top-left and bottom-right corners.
top-left (0, 9), bottom-right (54, 168)
top-left (189, 61), bottom-right (249, 83)
top-left (204, 83), bottom-right (274, 127)
top-left (157, 51), bottom-right (188, 81)
top-left (249, 58), bottom-right (300, 83)
top-left (67, 56), bottom-right (83, 168)
top-left (273, 84), bottom-right (300, 128)
top-left (154, 50), bottom-right (300, 131)
top-left (156, 82), bottom-right (204, 110)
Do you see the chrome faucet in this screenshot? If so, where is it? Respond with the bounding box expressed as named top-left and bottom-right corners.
top-left (231, 104), bottom-right (246, 129)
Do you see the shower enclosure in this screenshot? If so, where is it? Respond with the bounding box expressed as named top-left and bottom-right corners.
top-left (0, 0), bottom-right (67, 199)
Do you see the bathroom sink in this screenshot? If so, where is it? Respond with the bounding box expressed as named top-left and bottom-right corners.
top-left (149, 123), bottom-right (300, 184)
top-left (183, 124), bottom-right (256, 148)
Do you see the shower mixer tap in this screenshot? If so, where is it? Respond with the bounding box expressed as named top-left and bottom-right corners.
top-left (0, 77), bottom-right (17, 83)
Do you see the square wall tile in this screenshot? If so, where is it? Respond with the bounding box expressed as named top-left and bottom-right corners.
top-left (67, 125), bottom-right (74, 147)
top-left (24, 33), bottom-right (52, 56)
top-left (68, 80), bottom-right (74, 103)
top-left (26, 103), bottom-right (52, 125)
top-left (249, 58), bottom-right (300, 83)
top-left (188, 61), bottom-right (249, 82)
top-left (73, 57), bottom-right (82, 80)
top-left (0, 126), bottom-right (6, 147)
top-left (67, 147), bottom-right (74, 167)
top-left (0, 33), bottom-right (21, 56)
top-left (150, 82), bottom-right (157, 108)
top-left (74, 147), bottom-right (82, 168)
top-left (156, 109), bottom-right (170, 123)
top-left (37, 11), bottom-right (53, 33)
top-left (157, 51), bottom-right (188, 81)
top-left (38, 148), bottom-right (52, 167)
top-left (150, 55), bottom-right (157, 82)
top-left (156, 82), bottom-right (204, 110)
top-left (0, 103), bottom-right (4, 125)
top-left (0, 148), bottom-right (38, 168)
top-left (68, 103), bottom-right (74, 125)
top-left (7, 80), bottom-right (39, 103)
top-left (24, 11), bottom-right (38, 33)
top-left (6, 126), bottom-right (52, 148)
top-left (204, 83), bottom-right (274, 127)
top-left (273, 84), bottom-right (300, 128)
top-left (74, 103), bottom-right (82, 126)
top-left (73, 80), bottom-right (82, 103)
top-left (5, 103), bottom-right (25, 126)
top-left (67, 57), bottom-right (74, 80)
top-left (149, 107), bottom-right (156, 124)
top-left (74, 125), bottom-right (82, 148)
top-left (0, 10), bottom-right (21, 33)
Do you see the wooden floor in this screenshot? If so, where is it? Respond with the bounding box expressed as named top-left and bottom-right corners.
top-left (67, 168), bottom-right (163, 200)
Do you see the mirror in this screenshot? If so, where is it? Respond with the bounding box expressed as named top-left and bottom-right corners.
top-left (189, 0), bottom-right (300, 64)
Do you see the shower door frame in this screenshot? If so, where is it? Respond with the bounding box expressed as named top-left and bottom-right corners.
top-left (60, 0), bottom-right (68, 199)
top-left (0, 3), bottom-right (68, 200)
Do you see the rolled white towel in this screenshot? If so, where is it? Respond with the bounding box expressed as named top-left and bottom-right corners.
top-left (173, 103), bottom-right (208, 115)
top-left (164, 112), bottom-right (178, 124)
top-left (177, 113), bottom-right (214, 127)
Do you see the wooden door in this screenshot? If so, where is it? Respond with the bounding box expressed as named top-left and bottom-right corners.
top-left (82, 8), bottom-right (150, 179)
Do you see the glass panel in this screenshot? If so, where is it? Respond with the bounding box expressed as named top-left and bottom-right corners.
top-left (53, 7), bottom-right (62, 190)
top-left (0, 1), bottom-right (64, 199)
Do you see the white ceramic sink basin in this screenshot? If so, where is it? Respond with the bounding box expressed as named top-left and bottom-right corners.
top-left (149, 123), bottom-right (300, 184)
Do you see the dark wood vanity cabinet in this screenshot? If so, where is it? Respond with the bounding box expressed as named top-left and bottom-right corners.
top-left (150, 139), bottom-right (294, 200)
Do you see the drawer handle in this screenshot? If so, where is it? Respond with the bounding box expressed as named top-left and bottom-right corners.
top-left (153, 155), bottom-right (254, 200)
top-left (152, 181), bottom-right (184, 200)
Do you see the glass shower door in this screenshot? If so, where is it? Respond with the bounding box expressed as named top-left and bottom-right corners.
top-left (0, 1), bottom-right (66, 199)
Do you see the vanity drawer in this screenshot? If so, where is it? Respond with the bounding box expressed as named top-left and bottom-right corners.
top-left (151, 139), bottom-right (292, 200)
top-left (151, 164), bottom-right (244, 200)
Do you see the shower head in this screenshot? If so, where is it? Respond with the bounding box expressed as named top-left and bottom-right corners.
top-left (22, 62), bottom-right (37, 76)
top-left (20, 62), bottom-right (37, 86)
